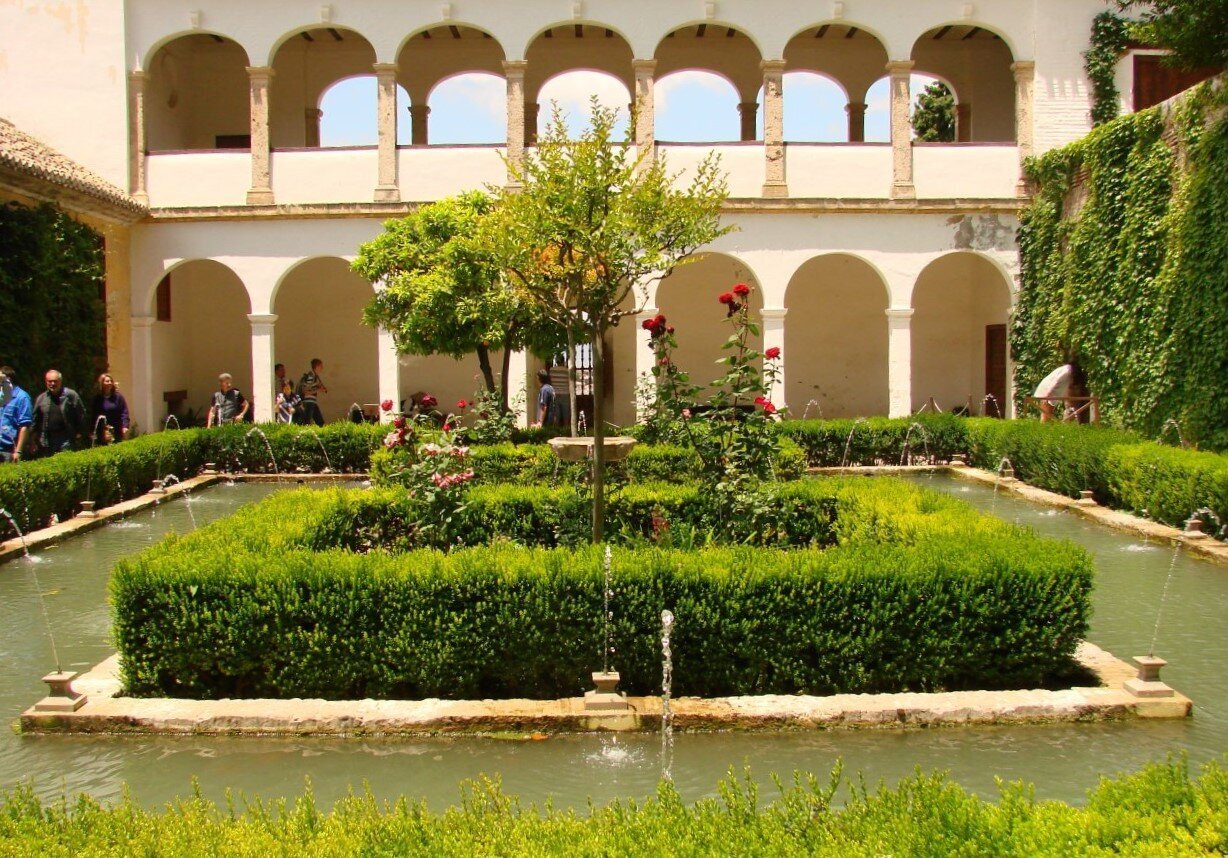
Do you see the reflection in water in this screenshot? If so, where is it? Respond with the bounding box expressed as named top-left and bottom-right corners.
top-left (0, 475), bottom-right (1225, 811)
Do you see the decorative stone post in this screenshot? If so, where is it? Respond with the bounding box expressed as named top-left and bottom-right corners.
top-left (376, 325), bottom-right (400, 423)
top-left (634, 306), bottom-right (660, 420)
top-left (738, 101), bottom-right (758, 141)
top-left (1011, 60), bottom-right (1036, 197)
top-left (760, 60), bottom-right (787, 198)
top-left (248, 314), bottom-right (277, 423)
top-left (887, 60), bottom-right (915, 200)
top-left (503, 60), bottom-right (527, 187)
top-left (246, 66), bottom-right (275, 205)
top-left (408, 104), bottom-right (430, 145)
top-left (633, 59), bottom-right (657, 162)
top-left (128, 70), bottom-right (149, 204)
top-left (885, 307), bottom-right (914, 417)
top-left (846, 101), bottom-right (866, 143)
top-left (130, 315), bottom-right (157, 437)
top-left (760, 307), bottom-right (787, 410)
top-left (506, 348), bottom-right (529, 427)
top-left (374, 62), bottom-right (400, 202)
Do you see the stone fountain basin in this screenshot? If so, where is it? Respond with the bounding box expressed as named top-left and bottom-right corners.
top-left (548, 436), bottom-right (637, 462)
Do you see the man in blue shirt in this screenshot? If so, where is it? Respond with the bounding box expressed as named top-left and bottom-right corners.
top-left (0, 366), bottom-right (33, 462)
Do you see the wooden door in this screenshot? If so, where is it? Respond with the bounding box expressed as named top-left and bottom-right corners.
top-left (984, 324), bottom-right (1007, 418)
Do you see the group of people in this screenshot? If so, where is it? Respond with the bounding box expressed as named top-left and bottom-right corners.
top-left (206, 359), bottom-right (329, 427)
top-left (0, 367), bottom-right (130, 462)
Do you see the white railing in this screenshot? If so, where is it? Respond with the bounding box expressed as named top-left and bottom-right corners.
top-left (397, 145), bottom-right (506, 200)
top-left (658, 143), bottom-right (764, 198)
top-left (272, 148), bottom-right (379, 204)
top-left (146, 151), bottom-right (250, 208)
top-left (913, 144), bottom-right (1020, 199)
top-left (786, 144), bottom-right (893, 198)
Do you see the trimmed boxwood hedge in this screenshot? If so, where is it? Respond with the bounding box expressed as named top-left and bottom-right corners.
top-left (112, 479), bottom-right (1092, 700)
top-left (779, 414), bottom-right (969, 467)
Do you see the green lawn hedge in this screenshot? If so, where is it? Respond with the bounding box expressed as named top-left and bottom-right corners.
top-left (780, 414), bottom-right (969, 466)
top-left (4, 759), bottom-right (1223, 855)
top-left (112, 479), bottom-right (1092, 700)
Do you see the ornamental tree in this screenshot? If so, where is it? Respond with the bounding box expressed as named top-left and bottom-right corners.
top-left (485, 101), bottom-right (731, 542)
top-left (911, 81), bottom-right (956, 142)
top-left (352, 192), bottom-right (561, 410)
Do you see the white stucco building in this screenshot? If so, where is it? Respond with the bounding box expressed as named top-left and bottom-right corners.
top-left (0, 0), bottom-right (1163, 429)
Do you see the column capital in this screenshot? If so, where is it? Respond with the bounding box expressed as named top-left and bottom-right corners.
top-left (885, 60), bottom-right (915, 76)
top-left (760, 58), bottom-right (787, 75)
top-left (632, 58), bottom-right (657, 75)
top-left (845, 101), bottom-right (867, 114)
top-left (246, 65), bottom-right (275, 82)
top-left (247, 313), bottom-right (278, 327)
top-left (128, 69), bottom-right (148, 88)
top-left (885, 307), bottom-right (914, 320)
top-left (372, 62), bottom-right (399, 77)
top-left (1010, 60), bottom-right (1036, 78)
top-left (502, 60), bottom-right (527, 78)
top-left (759, 307), bottom-right (788, 321)
top-left (131, 314), bottom-right (156, 329)
top-left (737, 101), bottom-right (758, 114)
top-left (409, 104), bottom-right (431, 116)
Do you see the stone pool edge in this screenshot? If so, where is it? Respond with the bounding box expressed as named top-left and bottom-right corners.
top-left (20, 642), bottom-right (1190, 736)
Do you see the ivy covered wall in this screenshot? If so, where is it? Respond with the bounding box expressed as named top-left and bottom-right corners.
top-left (1014, 77), bottom-right (1228, 450)
top-left (0, 201), bottom-right (107, 393)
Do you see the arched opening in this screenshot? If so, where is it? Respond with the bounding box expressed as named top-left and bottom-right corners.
top-left (784, 255), bottom-right (889, 417)
top-left (655, 70), bottom-right (740, 142)
top-left (525, 24), bottom-right (634, 141)
top-left (911, 252), bottom-right (1012, 414)
top-left (146, 34), bottom-right (250, 151)
top-left (655, 254), bottom-right (763, 402)
top-left (427, 73), bottom-right (507, 144)
top-left (399, 25), bottom-right (506, 145)
top-left (783, 23), bottom-right (887, 143)
top-left (861, 71), bottom-right (950, 142)
top-left (654, 24), bottom-right (763, 141)
top-left (269, 26), bottom-right (376, 148)
top-left (911, 25), bottom-right (1015, 142)
top-left (272, 257), bottom-right (378, 421)
top-left (770, 72), bottom-right (848, 142)
top-left (536, 70), bottom-right (631, 138)
top-left (148, 261), bottom-right (252, 424)
top-left (318, 77), bottom-right (412, 146)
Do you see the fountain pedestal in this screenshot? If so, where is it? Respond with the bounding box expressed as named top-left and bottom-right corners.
top-left (1077, 490), bottom-right (1097, 506)
top-left (77, 500), bottom-right (98, 519)
top-left (584, 671), bottom-right (630, 712)
top-left (149, 479), bottom-right (167, 495)
top-left (1125, 655), bottom-right (1175, 698)
top-left (33, 671), bottom-right (88, 712)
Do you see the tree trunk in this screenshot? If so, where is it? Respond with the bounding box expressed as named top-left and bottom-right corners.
top-left (565, 329), bottom-right (579, 437)
top-left (499, 333), bottom-right (514, 413)
top-left (476, 344), bottom-right (497, 395)
top-left (591, 324), bottom-right (607, 544)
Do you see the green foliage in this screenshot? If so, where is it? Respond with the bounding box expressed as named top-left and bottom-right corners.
top-left (911, 81), bottom-right (956, 142)
top-left (112, 479), bottom-right (1092, 699)
top-left (0, 202), bottom-right (106, 393)
top-left (1114, 1), bottom-right (1228, 70)
top-left (2, 758), bottom-right (1225, 855)
top-left (1085, 11), bottom-right (1131, 126)
top-left (1016, 79), bottom-right (1228, 449)
top-left (779, 414), bottom-right (969, 466)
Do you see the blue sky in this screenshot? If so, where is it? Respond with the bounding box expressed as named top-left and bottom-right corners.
top-left (319, 70), bottom-right (938, 147)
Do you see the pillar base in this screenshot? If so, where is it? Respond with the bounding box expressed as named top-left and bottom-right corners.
top-left (374, 185), bottom-right (401, 202)
top-left (246, 189), bottom-right (275, 206)
top-left (761, 182), bottom-right (788, 199)
top-left (1015, 178), bottom-right (1032, 198)
top-left (891, 183), bottom-right (916, 200)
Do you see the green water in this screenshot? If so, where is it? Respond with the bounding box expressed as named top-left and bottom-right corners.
top-left (1, 474), bottom-right (1223, 810)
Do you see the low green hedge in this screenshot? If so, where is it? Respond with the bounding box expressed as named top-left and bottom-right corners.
top-left (112, 479), bottom-right (1092, 700)
top-left (4, 759), bottom-right (1225, 855)
top-left (779, 415), bottom-right (969, 466)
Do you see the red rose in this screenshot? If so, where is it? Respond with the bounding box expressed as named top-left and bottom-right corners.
top-left (666, 325), bottom-right (675, 334)
top-left (421, 394), bottom-right (437, 409)
top-left (733, 283), bottom-right (750, 297)
top-left (653, 313), bottom-right (666, 327)
top-left (457, 399), bottom-right (468, 410)
top-left (754, 395), bottom-right (767, 406)
top-left (765, 346), bottom-right (781, 359)
top-left (380, 399), bottom-right (393, 412)
top-left (641, 318), bottom-right (655, 331)
top-left (762, 401), bottom-right (777, 415)
top-left (718, 292), bottom-right (735, 305)
top-left (392, 415), bottom-right (406, 429)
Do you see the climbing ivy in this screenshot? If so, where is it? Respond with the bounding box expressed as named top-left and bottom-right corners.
top-left (1014, 78), bottom-right (1228, 450)
top-left (0, 201), bottom-right (106, 393)
top-left (1085, 10), bottom-right (1131, 126)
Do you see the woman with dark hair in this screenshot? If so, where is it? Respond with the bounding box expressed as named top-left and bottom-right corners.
top-left (91, 372), bottom-right (130, 444)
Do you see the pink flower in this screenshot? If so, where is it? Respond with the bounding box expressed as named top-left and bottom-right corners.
top-left (718, 292), bottom-right (735, 305)
top-left (381, 399), bottom-right (394, 412)
top-left (383, 432), bottom-right (400, 449)
top-left (733, 283), bottom-right (750, 297)
top-left (392, 415), bottom-right (406, 430)
top-left (765, 346), bottom-right (781, 360)
top-left (420, 394), bottom-right (437, 410)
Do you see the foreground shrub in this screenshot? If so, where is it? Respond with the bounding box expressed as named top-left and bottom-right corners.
top-left (3, 758), bottom-right (1223, 855)
top-left (112, 480), bottom-right (1091, 700)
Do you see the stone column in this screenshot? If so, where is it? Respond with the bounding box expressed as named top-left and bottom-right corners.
top-left (761, 60), bottom-right (787, 197)
top-left (503, 60), bottom-right (527, 186)
top-left (1011, 60), bottom-right (1036, 197)
top-left (885, 307), bottom-right (914, 417)
top-left (246, 66), bottom-right (275, 205)
top-left (130, 315), bottom-right (156, 435)
top-left (409, 104), bottom-right (430, 145)
top-left (101, 225), bottom-right (134, 396)
top-left (760, 308), bottom-right (787, 410)
top-left (955, 103), bottom-right (972, 143)
top-left (845, 101), bottom-right (866, 143)
top-left (505, 348), bottom-right (529, 427)
top-left (128, 71), bottom-right (149, 204)
top-left (373, 326), bottom-right (398, 423)
top-left (248, 314), bottom-right (278, 423)
top-left (373, 63), bottom-right (400, 202)
top-left (634, 307), bottom-right (660, 420)
top-left (633, 59), bottom-right (657, 161)
top-left (737, 102), bottom-right (758, 141)
top-left (887, 60), bottom-right (915, 200)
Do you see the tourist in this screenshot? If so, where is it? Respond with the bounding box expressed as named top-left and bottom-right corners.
top-left (90, 372), bottom-right (129, 444)
top-left (534, 368), bottom-right (556, 428)
top-left (206, 373), bottom-right (248, 426)
top-left (0, 366), bottom-right (32, 463)
top-left (295, 358), bottom-right (328, 426)
top-left (31, 369), bottom-right (86, 456)
top-left (548, 360), bottom-right (571, 428)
